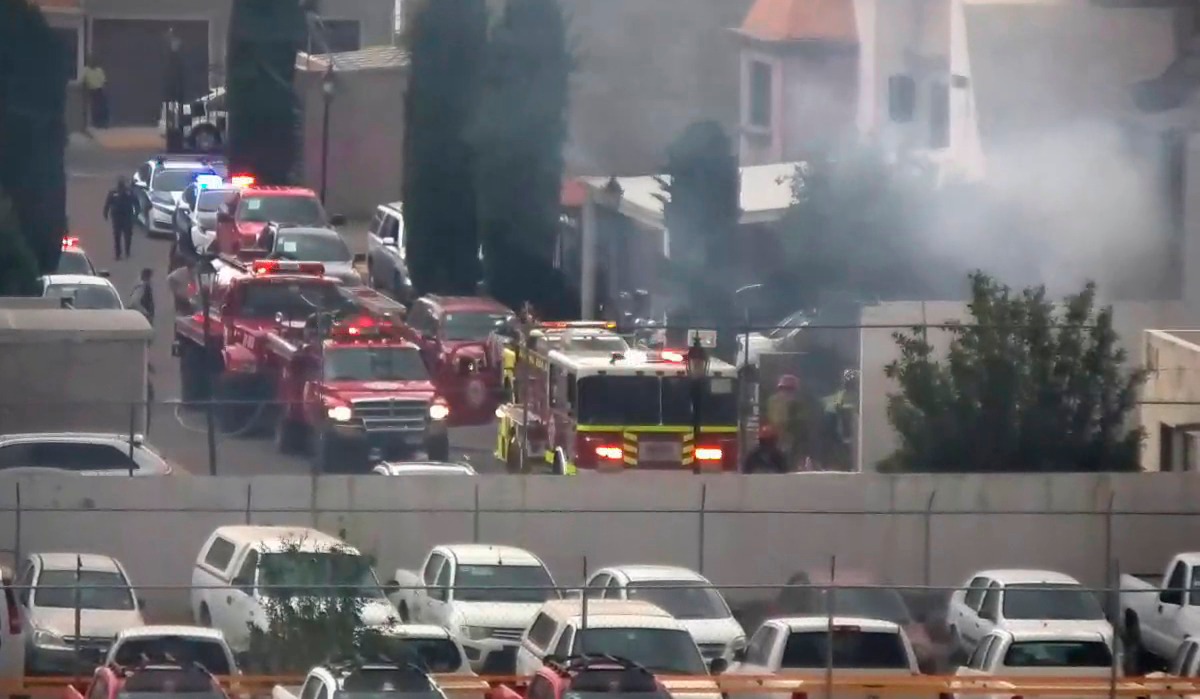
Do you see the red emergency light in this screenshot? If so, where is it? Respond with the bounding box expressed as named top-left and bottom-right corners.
top-left (694, 447), bottom-right (722, 461)
top-left (594, 445), bottom-right (623, 460)
top-left (251, 260), bottom-right (325, 276)
top-left (230, 174), bottom-right (255, 188)
top-left (330, 314), bottom-right (397, 341)
top-left (61, 236), bottom-right (80, 250)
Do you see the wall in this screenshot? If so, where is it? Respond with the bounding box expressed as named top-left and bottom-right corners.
top-left (2, 473), bottom-right (1200, 618)
top-left (857, 300), bottom-right (1192, 471)
top-left (84, 0), bottom-right (231, 86)
top-left (1141, 330), bottom-right (1200, 471)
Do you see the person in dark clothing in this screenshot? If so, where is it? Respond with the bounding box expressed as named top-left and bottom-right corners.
top-left (103, 176), bottom-right (140, 259)
top-left (744, 425), bottom-right (790, 474)
top-left (128, 267), bottom-right (155, 327)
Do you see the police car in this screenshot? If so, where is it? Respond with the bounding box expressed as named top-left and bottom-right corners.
top-left (40, 274), bottom-right (124, 310)
top-left (160, 87), bottom-right (227, 153)
top-left (56, 236), bottom-right (107, 277)
top-left (132, 155), bottom-right (226, 238)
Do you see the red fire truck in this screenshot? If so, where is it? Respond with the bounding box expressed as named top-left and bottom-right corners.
top-left (494, 344), bottom-right (740, 474)
top-left (172, 258), bottom-right (404, 430)
top-left (261, 311), bottom-right (450, 471)
top-left (404, 295), bottom-right (514, 426)
top-left (213, 175), bottom-right (344, 256)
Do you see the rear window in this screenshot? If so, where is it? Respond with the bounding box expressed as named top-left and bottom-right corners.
top-left (334, 668), bottom-right (442, 699)
top-left (44, 284), bottom-right (122, 309)
top-left (1003, 641), bottom-right (1112, 668)
top-left (1002, 584), bottom-right (1104, 620)
top-left (112, 638), bottom-right (232, 675)
top-left (56, 250), bottom-right (94, 275)
top-left (238, 280), bottom-right (352, 319)
top-left (780, 630), bottom-right (910, 669)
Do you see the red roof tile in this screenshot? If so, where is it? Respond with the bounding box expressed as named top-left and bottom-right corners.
top-left (739, 0), bottom-right (857, 43)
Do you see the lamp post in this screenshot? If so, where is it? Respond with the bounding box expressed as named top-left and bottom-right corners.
top-left (733, 283), bottom-right (763, 471)
top-left (196, 254), bottom-right (218, 476)
top-left (320, 66), bottom-right (335, 204)
top-left (685, 334), bottom-right (709, 475)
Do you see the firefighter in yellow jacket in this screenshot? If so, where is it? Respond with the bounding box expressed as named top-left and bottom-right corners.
top-left (766, 374), bottom-right (813, 470)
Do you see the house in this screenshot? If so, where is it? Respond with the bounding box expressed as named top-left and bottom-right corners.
top-left (33, 0), bottom-right (392, 129)
top-left (1142, 328), bottom-right (1200, 472)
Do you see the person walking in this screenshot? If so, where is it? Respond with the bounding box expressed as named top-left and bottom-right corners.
top-left (82, 56), bottom-right (108, 128)
top-left (103, 176), bottom-right (139, 259)
top-left (128, 268), bottom-right (156, 328)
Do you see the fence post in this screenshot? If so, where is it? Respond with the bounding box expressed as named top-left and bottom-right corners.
top-left (923, 490), bottom-right (937, 586)
top-left (14, 482), bottom-right (21, 566)
top-left (825, 554), bottom-right (837, 699)
top-left (697, 483), bottom-right (708, 575)
top-left (473, 483), bottom-right (481, 543)
top-left (128, 402), bottom-right (136, 477)
top-left (245, 481), bottom-right (253, 525)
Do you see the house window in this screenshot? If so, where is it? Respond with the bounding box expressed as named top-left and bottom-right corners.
top-left (52, 26), bottom-right (81, 81)
top-left (310, 19), bottom-right (361, 53)
top-left (929, 82), bottom-right (950, 148)
top-left (749, 60), bottom-right (772, 128)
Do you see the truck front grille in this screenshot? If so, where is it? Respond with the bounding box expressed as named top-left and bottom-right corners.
top-left (352, 398), bottom-right (427, 432)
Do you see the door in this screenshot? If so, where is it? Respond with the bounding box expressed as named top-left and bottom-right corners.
top-left (222, 550), bottom-right (259, 649)
top-left (415, 553), bottom-right (444, 623)
top-left (972, 583), bottom-right (1002, 644)
top-left (424, 558), bottom-right (453, 624)
top-left (953, 576), bottom-right (989, 648)
top-left (91, 19), bottom-right (210, 125)
top-left (1151, 561), bottom-right (1189, 654)
top-left (737, 624), bottom-right (779, 699)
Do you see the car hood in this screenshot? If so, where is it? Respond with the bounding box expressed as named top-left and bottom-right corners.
top-left (35, 607), bottom-right (145, 639)
top-left (236, 221), bottom-right (268, 237)
top-left (677, 617), bottom-right (745, 646)
top-left (450, 601), bottom-right (544, 628)
top-left (328, 382), bottom-right (437, 401)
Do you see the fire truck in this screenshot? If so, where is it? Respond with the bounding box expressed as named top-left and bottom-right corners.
top-left (491, 320), bottom-right (626, 400)
top-left (261, 311), bottom-right (450, 472)
top-left (172, 258), bottom-right (404, 430)
top-left (494, 342), bottom-right (740, 474)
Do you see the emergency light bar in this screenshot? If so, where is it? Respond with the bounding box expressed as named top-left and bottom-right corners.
top-left (61, 236), bottom-right (80, 250)
top-left (540, 321), bottom-right (617, 330)
top-left (230, 174), bottom-right (255, 188)
top-left (194, 174), bottom-right (224, 189)
top-left (251, 260), bottom-right (325, 276)
top-left (329, 314), bottom-right (399, 340)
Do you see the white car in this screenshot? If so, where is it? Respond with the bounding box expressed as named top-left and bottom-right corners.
top-left (14, 552), bottom-right (146, 676)
top-left (373, 624), bottom-right (474, 674)
top-left (107, 625), bottom-right (238, 676)
top-left (947, 569), bottom-right (1111, 654)
top-left (582, 565), bottom-right (745, 661)
top-left (955, 628), bottom-right (1115, 699)
top-left (40, 274), bottom-right (124, 310)
top-left (372, 461), bottom-right (477, 476)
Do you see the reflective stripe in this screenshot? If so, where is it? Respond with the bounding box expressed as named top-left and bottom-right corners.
top-left (576, 425), bottom-right (737, 434)
top-left (622, 431), bottom-right (638, 467)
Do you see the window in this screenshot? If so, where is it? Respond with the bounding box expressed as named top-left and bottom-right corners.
top-left (422, 554), bottom-right (445, 585)
top-left (1002, 583), bottom-right (1104, 620)
top-left (0, 441), bottom-right (137, 471)
top-left (259, 551), bottom-right (382, 599)
top-left (429, 560), bottom-right (451, 601)
top-left (963, 577), bottom-right (989, 610)
top-left (35, 569), bottom-right (135, 610)
top-left (56, 250), bottom-right (95, 275)
top-left (203, 536), bottom-right (237, 571)
top-left (238, 280), bottom-right (351, 319)
top-left (275, 233), bottom-right (352, 263)
top-left (113, 638), bottom-right (232, 675)
top-left (744, 627), bottom-right (777, 666)
top-left (1166, 562), bottom-right (1188, 605)
top-left (889, 74), bottom-right (916, 122)
top-left (779, 629), bottom-right (910, 669)
top-left (136, 164), bottom-right (152, 184)
top-left (553, 627), bottom-right (574, 657)
top-left (153, 169), bottom-right (212, 192)
top-left (54, 27), bottom-right (80, 81)
top-left (574, 628), bottom-right (707, 675)
top-left (299, 678), bottom-right (321, 699)
top-left (527, 613), bottom-right (558, 650)
top-left (324, 347), bottom-right (429, 382)
top-left (379, 213), bottom-right (401, 246)
top-left (233, 551), bottom-right (258, 594)
top-left (979, 584), bottom-right (1001, 621)
top-left (182, 185), bottom-right (197, 209)
top-left (15, 563), bottom-right (33, 607)
top-left (748, 60), bottom-right (772, 128)
top-left (408, 303), bottom-right (437, 336)
top-left (454, 564), bottom-right (557, 603)
top-left (966, 636), bottom-right (992, 670)
top-left (237, 195), bottom-right (325, 225)
top-left (197, 190), bottom-right (236, 212)
top-left (548, 365), bottom-right (560, 408)
top-left (1003, 641), bottom-right (1112, 668)
top-left (44, 284), bottom-right (123, 310)
top-left (585, 574), bottom-right (610, 599)
top-left (442, 312), bottom-right (511, 342)
top-left (626, 580), bottom-right (731, 620)
top-left (929, 82), bottom-right (950, 148)
top-left (661, 377), bottom-right (737, 426)
top-left (375, 637), bottom-right (464, 673)
top-left (603, 577), bottom-right (623, 599)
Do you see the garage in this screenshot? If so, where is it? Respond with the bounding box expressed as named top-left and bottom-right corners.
top-left (91, 19), bottom-right (209, 126)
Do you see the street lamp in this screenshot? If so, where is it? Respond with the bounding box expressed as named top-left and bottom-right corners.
top-left (685, 334), bottom-right (709, 475)
top-left (320, 66), bottom-right (336, 204)
top-left (196, 254), bottom-right (218, 476)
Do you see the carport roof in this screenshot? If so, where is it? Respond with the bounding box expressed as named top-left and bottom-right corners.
top-left (0, 309), bottom-right (152, 343)
top-left (297, 46), bottom-right (410, 73)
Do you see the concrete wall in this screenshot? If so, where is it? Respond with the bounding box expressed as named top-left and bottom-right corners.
top-left (1141, 330), bottom-right (1200, 472)
top-left (2, 473), bottom-right (1199, 618)
top-left (858, 300), bottom-right (1192, 471)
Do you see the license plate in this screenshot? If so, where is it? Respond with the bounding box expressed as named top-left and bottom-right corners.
top-left (639, 440), bottom-right (681, 462)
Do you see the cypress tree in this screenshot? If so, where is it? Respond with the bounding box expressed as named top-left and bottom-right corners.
top-left (473, 0), bottom-right (572, 315)
top-left (0, 0), bottom-right (68, 277)
top-left (226, 0), bottom-right (306, 184)
top-left (402, 0), bottom-right (488, 295)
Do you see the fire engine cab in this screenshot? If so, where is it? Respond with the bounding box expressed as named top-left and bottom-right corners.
top-left (492, 321), bottom-right (627, 400)
top-left (264, 311), bottom-right (450, 472)
top-left (495, 344), bottom-right (739, 474)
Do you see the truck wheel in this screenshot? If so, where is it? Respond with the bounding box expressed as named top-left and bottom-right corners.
top-left (427, 432), bottom-right (450, 462)
top-left (275, 411), bottom-right (307, 455)
top-left (1123, 612), bottom-right (1146, 674)
top-left (505, 433), bottom-right (521, 474)
top-left (398, 602), bottom-right (410, 622)
top-left (198, 603), bottom-right (212, 627)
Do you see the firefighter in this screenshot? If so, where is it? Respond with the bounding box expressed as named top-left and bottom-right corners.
top-left (821, 369), bottom-right (859, 470)
top-left (744, 425), bottom-right (789, 473)
top-left (766, 374), bottom-right (813, 470)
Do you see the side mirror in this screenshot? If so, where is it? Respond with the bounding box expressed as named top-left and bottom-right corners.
top-left (353, 252), bottom-right (367, 266)
top-left (732, 647), bottom-right (746, 663)
top-left (330, 214), bottom-right (347, 227)
top-left (709, 657), bottom-right (729, 675)
top-left (98, 269), bottom-right (110, 278)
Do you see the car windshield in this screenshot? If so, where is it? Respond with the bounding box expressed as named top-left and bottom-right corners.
top-left (574, 628), bottom-right (707, 675)
top-left (576, 375), bottom-right (738, 426)
top-left (237, 195), bottom-right (324, 224)
top-left (374, 637), bottom-right (463, 672)
top-left (1002, 583), bottom-right (1104, 620)
top-left (333, 668), bottom-right (441, 699)
top-left (780, 630), bottom-right (910, 669)
top-left (784, 588), bottom-right (912, 625)
top-left (258, 551), bottom-right (383, 599)
top-left (112, 638), bottom-right (232, 675)
top-left (35, 569), bottom-right (135, 610)
top-left (276, 233), bottom-right (352, 262)
top-left (442, 312), bottom-right (511, 342)
top-left (626, 580), bottom-right (731, 620)
top-left (239, 281), bottom-right (351, 319)
top-left (197, 190), bottom-right (236, 212)
top-left (56, 250), bottom-right (93, 275)
top-left (44, 284), bottom-right (122, 309)
top-left (324, 347), bottom-right (430, 382)
top-left (154, 169), bottom-right (212, 192)
top-left (1003, 641), bottom-right (1113, 668)
top-left (454, 564), bottom-right (558, 603)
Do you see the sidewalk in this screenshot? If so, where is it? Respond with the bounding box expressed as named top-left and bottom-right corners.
top-left (77, 127), bottom-right (164, 151)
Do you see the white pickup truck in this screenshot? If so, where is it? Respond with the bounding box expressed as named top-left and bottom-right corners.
top-left (1120, 553), bottom-right (1200, 666)
top-left (272, 661), bottom-right (487, 699)
top-left (386, 544), bottom-right (560, 672)
top-left (106, 625), bottom-right (238, 676)
top-left (953, 628), bottom-right (1115, 699)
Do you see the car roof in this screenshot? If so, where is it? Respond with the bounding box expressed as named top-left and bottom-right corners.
top-left (275, 226), bottom-right (340, 237)
top-left (606, 565), bottom-right (709, 583)
top-left (440, 544), bottom-right (541, 566)
top-left (115, 625), bottom-right (227, 643)
top-left (377, 462), bottom-right (477, 475)
top-left (42, 274), bottom-right (115, 288)
top-left (158, 161), bottom-right (216, 171)
top-left (210, 525), bottom-right (353, 553)
top-left (974, 569), bottom-right (1081, 585)
top-left (36, 552), bottom-right (123, 572)
top-left (538, 599), bottom-right (674, 622)
top-left (991, 628), bottom-right (1109, 643)
top-left (775, 616), bottom-right (903, 633)
top-left (0, 432), bottom-right (145, 445)
top-left (423, 295), bottom-right (511, 314)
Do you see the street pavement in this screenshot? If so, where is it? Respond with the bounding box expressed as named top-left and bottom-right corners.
top-left (65, 132), bottom-right (500, 475)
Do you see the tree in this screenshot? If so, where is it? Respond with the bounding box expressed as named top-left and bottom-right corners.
top-left (403, 0), bottom-right (488, 295)
top-left (883, 272), bottom-right (1145, 473)
top-left (226, 0), bottom-right (306, 185)
top-left (658, 121), bottom-right (739, 354)
top-left (0, 189), bottom-right (40, 295)
top-left (0, 0), bottom-right (68, 275)
top-left (472, 0), bottom-right (572, 315)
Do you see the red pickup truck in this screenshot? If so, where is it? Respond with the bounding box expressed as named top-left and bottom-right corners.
top-left (213, 180), bottom-right (344, 256)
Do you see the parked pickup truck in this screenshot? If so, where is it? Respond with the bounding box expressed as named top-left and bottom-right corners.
top-left (386, 544), bottom-right (560, 673)
top-left (272, 661), bottom-right (487, 699)
top-left (105, 625), bottom-right (238, 676)
top-left (953, 628), bottom-right (1115, 699)
top-left (1121, 553), bottom-right (1200, 667)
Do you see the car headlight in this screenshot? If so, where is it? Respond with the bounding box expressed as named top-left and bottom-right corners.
top-left (33, 628), bottom-right (69, 649)
top-left (729, 636), bottom-right (747, 653)
top-left (461, 625), bottom-right (492, 641)
top-left (429, 402), bottom-right (450, 421)
top-left (327, 405), bottom-right (353, 421)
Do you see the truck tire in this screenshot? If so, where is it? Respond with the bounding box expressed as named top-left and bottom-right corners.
top-left (179, 341), bottom-right (206, 404)
top-left (1123, 611), bottom-right (1146, 674)
top-left (505, 432), bottom-right (521, 474)
top-left (427, 432), bottom-right (450, 462)
top-left (275, 410), bottom-right (307, 455)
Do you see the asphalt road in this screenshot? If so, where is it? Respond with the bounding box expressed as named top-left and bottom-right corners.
top-left (66, 138), bottom-right (499, 475)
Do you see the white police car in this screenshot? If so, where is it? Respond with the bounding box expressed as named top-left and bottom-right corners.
top-left (55, 236), bottom-right (107, 277)
top-left (132, 155), bottom-right (226, 238)
top-left (40, 274), bottom-right (124, 310)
